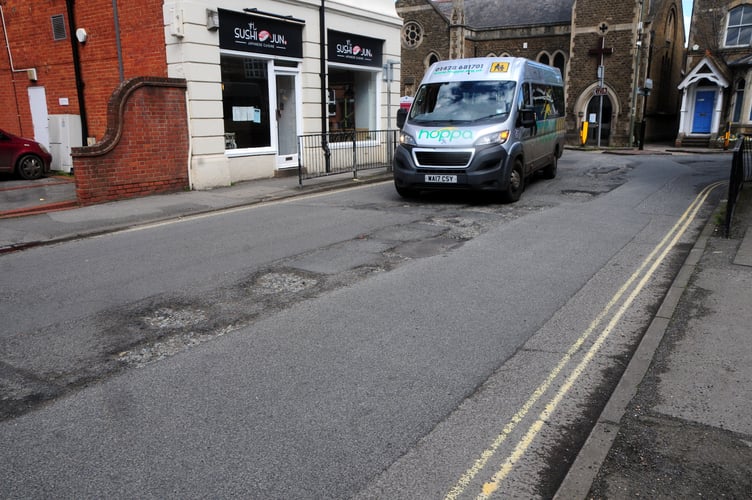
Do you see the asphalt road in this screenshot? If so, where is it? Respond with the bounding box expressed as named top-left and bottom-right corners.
top-left (0, 150), bottom-right (728, 498)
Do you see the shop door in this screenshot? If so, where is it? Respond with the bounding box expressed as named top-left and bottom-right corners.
top-left (692, 90), bottom-right (714, 134)
top-left (275, 74), bottom-right (298, 169)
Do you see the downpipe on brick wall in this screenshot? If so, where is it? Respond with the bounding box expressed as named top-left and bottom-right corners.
top-left (65, 0), bottom-right (89, 142)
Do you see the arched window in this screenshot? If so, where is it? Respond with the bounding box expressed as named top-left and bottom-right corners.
top-left (725, 5), bottom-right (752, 47)
top-left (426, 52), bottom-right (439, 69)
top-left (553, 52), bottom-right (566, 80)
top-left (538, 53), bottom-right (550, 65)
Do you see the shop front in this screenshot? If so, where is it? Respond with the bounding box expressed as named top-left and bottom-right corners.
top-left (218, 9), bottom-right (303, 171)
top-left (164, 1), bottom-right (401, 190)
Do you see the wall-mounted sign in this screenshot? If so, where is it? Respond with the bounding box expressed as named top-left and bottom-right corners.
top-left (327, 30), bottom-right (383, 67)
top-left (219, 9), bottom-right (303, 58)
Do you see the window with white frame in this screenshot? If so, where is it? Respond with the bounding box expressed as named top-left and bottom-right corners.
top-left (327, 68), bottom-right (377, 139)
top-left (221, 55), bottom-right (271, 150)
top-left (725, 5), bottom-right (752, 47)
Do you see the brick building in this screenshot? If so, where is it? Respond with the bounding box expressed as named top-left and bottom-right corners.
top-left (0, 0), bottom-right (167, 171)
top-left (396, 0), bottom-right (686, 147)
top-left (677, 0), bottom-right (752, 146)
top-left (0, 1), bottom-right (401, 191)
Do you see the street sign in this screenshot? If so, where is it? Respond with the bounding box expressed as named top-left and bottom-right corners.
top-left (593, 87), bottom-right (608, 96)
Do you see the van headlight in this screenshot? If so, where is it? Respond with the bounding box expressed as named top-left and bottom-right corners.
top-left (399, 131), bottom-right (417, 146)
top-left (475, 130), bottom-right (510, 146)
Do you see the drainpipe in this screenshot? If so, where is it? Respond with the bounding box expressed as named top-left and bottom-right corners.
top-left (629, 0), bottom-right (645, 148)
top-left (65, 0), bottom-right (89, 142)
top-left (1, 5), bottom-right (37, 132)
top-left (112, 0), bottom-right (125, 82)
top-left (320, 0), bottom-right (331, 172)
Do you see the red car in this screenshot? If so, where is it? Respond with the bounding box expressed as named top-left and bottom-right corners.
top-left (0, 128), bottom-right (52, 180)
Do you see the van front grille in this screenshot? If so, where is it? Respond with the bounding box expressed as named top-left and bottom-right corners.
top-left (414, 150), bottom-right (473, 168)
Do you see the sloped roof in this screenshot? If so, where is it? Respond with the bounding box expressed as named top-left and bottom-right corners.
top-left (728, 54), bottom-right (752, 67)
top-left (679, 55), bottom-right (730, 90)
top-left (432, 0), bottom-right (575, 29)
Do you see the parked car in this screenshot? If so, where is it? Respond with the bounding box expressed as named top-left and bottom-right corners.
top-left (0, 128), bottom-right (52, 180)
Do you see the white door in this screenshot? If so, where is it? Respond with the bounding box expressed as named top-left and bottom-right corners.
top-left (28, 87), bottom-right (49, 148)
top-left (275, 74), bottom-right (298, 169)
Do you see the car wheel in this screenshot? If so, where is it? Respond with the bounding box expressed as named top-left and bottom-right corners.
top-left (500, 159), bottom-right (524, 203)
top-left (17, 154), bottom-right (45, 180)
top-left (542, 153), bottom-right (558, 179)
top-left (395, 182), bottom-right (419, 199)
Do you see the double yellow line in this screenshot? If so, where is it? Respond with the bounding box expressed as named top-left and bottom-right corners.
top-left (446, 181), bottom-right (724, 499)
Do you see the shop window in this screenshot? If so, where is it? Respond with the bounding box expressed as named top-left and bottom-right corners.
top-left (328, 68), bottom-right (377, 140)
top-left (725, 5), bottom-right (752, 47)
top-left (221, 56), bottom-right (271, 150)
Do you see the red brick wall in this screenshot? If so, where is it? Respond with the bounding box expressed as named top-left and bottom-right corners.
top-left (75, 0), bottom-right (167, 138)
top-left (0, 1), bottom-right (75, 137)
top-left (0, 0), bottom-right (166, 140)
top-left (72, 77), bottom-right (189, 206)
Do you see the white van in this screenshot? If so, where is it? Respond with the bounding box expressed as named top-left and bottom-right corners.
top-left (393, 57), bottom-right (565, 202)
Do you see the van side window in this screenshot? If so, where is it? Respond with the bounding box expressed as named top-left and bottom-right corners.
top-left (519, 83), bottom-right (531, 109)
top-left (532, 83), bottom-right (564, 120)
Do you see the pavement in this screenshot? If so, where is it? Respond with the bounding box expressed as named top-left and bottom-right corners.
top-left (0, 169), bottom-right (393, 252)
top-left (1, 150), bottom-right (751, 497)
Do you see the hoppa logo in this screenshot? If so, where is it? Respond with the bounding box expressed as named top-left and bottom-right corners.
top-left (418, 127), bottom-right (474, 143)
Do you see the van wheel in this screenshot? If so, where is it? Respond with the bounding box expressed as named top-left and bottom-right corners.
top-left (542, 153), bottom-right (558, 179)
top-left (500, 160), bottom-right (524, 203)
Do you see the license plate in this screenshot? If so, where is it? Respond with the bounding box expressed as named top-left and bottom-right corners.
top-left (425, 174), bottom-right (457, 183)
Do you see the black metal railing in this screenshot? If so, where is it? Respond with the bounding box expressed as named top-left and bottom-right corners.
top-left (297, 129), bottom-right (398, 185)
top-left (725, 135), bottom-right (752, 237)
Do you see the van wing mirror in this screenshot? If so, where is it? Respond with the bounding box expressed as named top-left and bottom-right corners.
top-left (518, 106), bottom-right (537, 128)
top-left (396, 108), bottom-right (408, 129)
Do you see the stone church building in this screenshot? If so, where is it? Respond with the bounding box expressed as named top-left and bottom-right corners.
top-left (396, 0), bottom-right (686, 147)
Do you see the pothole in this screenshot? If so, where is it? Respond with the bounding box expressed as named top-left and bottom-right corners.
top-left (142, 307), bottom-right (207, 330)
top-left (562, 189), bottom-right (597, 198)
top-left (256, 271), bottom-right (318, 294)
top-left (426, 216), bottom-right (483, 240)
top-left (586, 166), bottom-right (622, 176)
top-left (117, 324), bottom-right (237, 367)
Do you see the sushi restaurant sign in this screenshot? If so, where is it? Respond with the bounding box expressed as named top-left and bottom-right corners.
top-left (219, 9), bottom-right (303, 58)
top-left (327, 30), bottom-right (383, 67)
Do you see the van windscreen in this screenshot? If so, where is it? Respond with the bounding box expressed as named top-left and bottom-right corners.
top-left (409, 80), bottom-right (516, 123)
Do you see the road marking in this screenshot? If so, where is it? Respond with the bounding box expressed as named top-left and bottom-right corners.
top-left (445, 181), bottom-right (724, 499)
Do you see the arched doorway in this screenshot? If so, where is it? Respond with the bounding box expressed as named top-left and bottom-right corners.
top-left (587, 94), bottom-right (613, 144)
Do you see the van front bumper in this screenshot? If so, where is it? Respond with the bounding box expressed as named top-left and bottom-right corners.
top-left (392, 144), bottom-right (510, 191)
